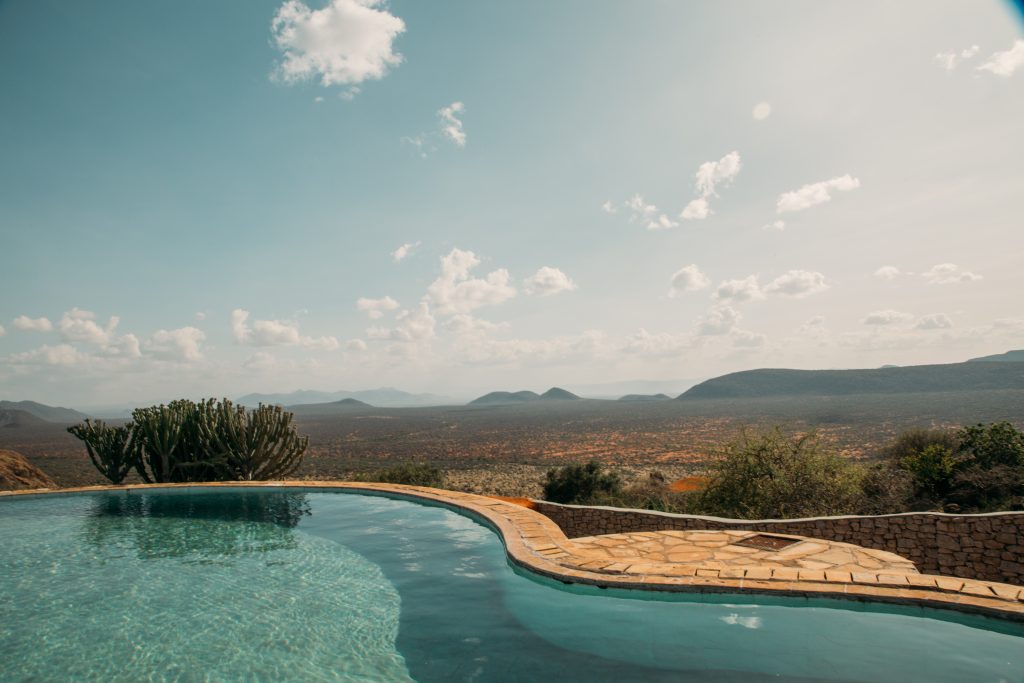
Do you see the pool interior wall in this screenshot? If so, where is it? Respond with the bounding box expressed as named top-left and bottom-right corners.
top-left (1, 486), bottom-right (1023, 682)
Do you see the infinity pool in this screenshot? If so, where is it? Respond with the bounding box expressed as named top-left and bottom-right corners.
top-left (1, 489), bottom-right (1022, 682)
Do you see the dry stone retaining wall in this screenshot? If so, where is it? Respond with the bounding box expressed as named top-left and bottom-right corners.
top-left (532, 501), bottom-right (1024, 586)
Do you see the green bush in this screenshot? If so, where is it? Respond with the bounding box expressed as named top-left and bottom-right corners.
top-left (358, 462), bottom-right (444, 487)
top-left (696, 427), bottom-right (863, 519)
top-left (542, 461), bottom-right (622, 505)
top-left (68, 399), bottom-right (308, 484)
top-left (949, 422), bottom-right (1024, 511)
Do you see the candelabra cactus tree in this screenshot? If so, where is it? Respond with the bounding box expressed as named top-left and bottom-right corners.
top-left (66, 419), bottom-right (137, 485)
top-left (68, 398), bottom-right (309, 484)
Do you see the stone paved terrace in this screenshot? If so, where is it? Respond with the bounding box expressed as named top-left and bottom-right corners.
top-left (2, 481), bottom-right (1023, 621)
top-left (571, 530), bottom-right (919, 576)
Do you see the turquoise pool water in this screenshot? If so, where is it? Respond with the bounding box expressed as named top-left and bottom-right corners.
top-left (1, 489), bottom-right (1022, 682)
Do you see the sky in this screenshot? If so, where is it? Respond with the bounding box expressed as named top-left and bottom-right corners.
top-left (1, 0), bottom-right (1023, 411)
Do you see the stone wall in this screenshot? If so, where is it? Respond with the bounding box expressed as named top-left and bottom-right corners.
top-left (532, 501), bottom-right (1024, 586)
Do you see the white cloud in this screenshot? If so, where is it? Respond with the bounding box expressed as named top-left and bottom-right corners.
top-left (698, 306), bottom-right (740, 336)
top-left (776, 175), bottom-right (860, 213)
top-left (713, 276), bottom-right (763, 303)
top-left (438, 101), bottom-right (466, 147)
top-left (444, 314), bottom-right (509, 337)
top-left (0, 325), bottom-right (4, 337)
top-left (695, 151), bottom-right (742, 199)
top-left (863, 310), bottom-right (914, 326)
top-left (622, 328), bottom-right (693, 357)
top-left (524, 267), bottom-right (577, 296)
top-left (680, 198), bottom-right (710, 221)
top-left (761, 220), bottom-right (785, 231)
top-left (243, 352), bottom-right (276, 370)
top-left (623, 194), bottom-right (678, 230)
top-left (346, 339), bottom-right (368, 352)
top-left (356, 296), bottom-right (400, 319)
top-left (13, 316), bottom-right (53, 332)
top-left (763, 270), bottom-right (829, 298)
top-left (425, 248), bottom-right (516, 315)
top-left (367, 302), bottom-right (435, 342)
top-left (11, 344), bottom-right (85, 367)
top-left (392, 241), bottom-right (420, 262)
top-left (922, 263), bottom-right (982, 284)
top-left (231, 309), bottom-right (339, 349)
top-left (194, 312), bottom-right (207, 321)
top-left (106, 333), bottom-right (142, 359)
top-left (935, 45), bottom-right (980, 71)
top-left (916, 313), bottom-right (953, 330)
top-left (59, 308), bottom-right (119, 345)
top-left (874, 266), bottom-right (901, 280)
top-left (601, 200), bottom-right (617, 214)
top-left (146, 327), bottom-right (206, 362)
top-left (270, 0), bottom-right (406, 89)
top-left (455, 330), bottom-right (608, 365)
top-left (669, 265), bottom-right (710, 296)
top-left (752, 102), bottom-right (771, 121)
top-left (978, 39), bottom-right (1024, 77)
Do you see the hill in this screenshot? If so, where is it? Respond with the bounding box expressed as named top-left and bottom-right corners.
top-left (333, 398), bottom-right (372, 408)
top-left (0, 400), bottom-right (88, 424)
top-left (236, 387), bottom-right (452, 408)
top-left (969, 350), bottom-right (1024, 363)
top-left (469, 391), bottom-right (541, 406)
top-left (0, 409), bottom-right (51, 429)
top-left (679, 361), bottom-right (1024, 399)
top-left (0, 449), bottom-right (56, 490)
top-left (618, 394), bottom-right (671, 402)
top-left (540, 387), bottom-right (580, 401)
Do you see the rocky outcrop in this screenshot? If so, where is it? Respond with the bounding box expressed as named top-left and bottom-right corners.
top-left (0, 449), bottom-right (57, 490)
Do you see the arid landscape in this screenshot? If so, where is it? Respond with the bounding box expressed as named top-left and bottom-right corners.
top-left (5, 388), bottom-right (1022, 498)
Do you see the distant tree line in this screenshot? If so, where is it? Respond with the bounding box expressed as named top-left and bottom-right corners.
top-left (68, 399), bottom-right (308, 484)
top-left (541, 422), bottom-right (1024, 518)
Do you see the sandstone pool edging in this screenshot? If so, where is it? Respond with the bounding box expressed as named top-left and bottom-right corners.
top-left (2, 481), bottom-right (1023, 622)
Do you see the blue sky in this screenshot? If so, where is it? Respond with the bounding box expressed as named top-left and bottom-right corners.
top-left (1, 0), bottom-right (1023, 410)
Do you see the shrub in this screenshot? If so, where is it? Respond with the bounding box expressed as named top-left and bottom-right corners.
top-left (696, 427), bottom-right (863, 519)
top-left (360, 462), bottom-right (444, 488)
top-left (949, 422), bottom-right (1024, 511)
top-left (542, 461), bottom-right (622, 505)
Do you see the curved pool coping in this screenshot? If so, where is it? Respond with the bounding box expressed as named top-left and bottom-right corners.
top-left (3, 481), bottom-right (1023, 621)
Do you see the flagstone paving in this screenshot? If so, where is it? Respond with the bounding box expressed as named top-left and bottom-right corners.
top-left (571, 530), bottom-right (919, 575)
top-left (3, 481), bottom-right (1022, 621)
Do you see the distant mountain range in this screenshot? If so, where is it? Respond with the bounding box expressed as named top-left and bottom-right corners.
top-left (236, 388), bottom-right (455, 408)
top-left (969, 349), bottom-right (1024, 363)
top-left (679, 360), bottom-right (1024, 400)
top-left (0, 400), bottom-right (88, 424)
top-left (469, 387), bottom-right (582, 406)
top-left (618, 393), bottom-right (671, 402)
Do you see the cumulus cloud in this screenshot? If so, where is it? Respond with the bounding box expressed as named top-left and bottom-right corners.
top-left (438, 101), bottom-right (466, 147)
top-left (935, 45), bottom-right (980, 70)
top-left (13, 316), bottom-right (53, 332)
top-left (752, 102), bottom-right (771, 121)
top-left (243, 352), bottom-right (276, 370)
top-left (776, 175), bottom-right (860, 213)
top-left (621, 328), bottom-right (693, 357)
top-left (59, 308), bottom-right (119, 345)
top-left (356, 296), bottom-right (400, 319)
top-left (916, 313), bottom-right (953, 330)
top-left (863, 310), bottom-right (914, 326)
top-left (763, 270), bottom-right (829, 298)
top-left (731, 329), bottom-right (767, 348)
top-left (978, 40), bottom-right (1024, 77)
top-left (367, 302), bottom-right (435, 342)
top-left (922, 263), bottom-right (982, 284)
top-left (621, 194), bottom-right (678, 230)
top-left (600, 200), bottom-right (617, 213)
top-left (10, 344), bottom-right (85, 367)
top-left (761, 220), bottom-right (785, 231)
top-left (454, 330), bottom-right (608, 365)
top-left (425, 248), bottom-right (516, 315)
top-left (695, 151), bottom-right (742, 198)
top-left (669, 265), bottom-right (710, 296)
top-left (146, 327), bottom-right (206, 361)
top-left (231, 309), bottom-right (339, 349)
top-left (271, 0), bottom-right (406, 90)
top-left (680, 198), bottom-right (710, 220)
top-left (392, 241), bottom-right (420, 262)
top-left (444, 314), bottom-right (509, 337)
top-left (524, 267), bottom-right (577, 296)
top-left (346, 339), bottom-right (368, 352)
top-left (874, 266), bottom-right (901, 280)
top-left (713, 276), bottom-right (763, 304)
top-left (698, 306), bottom-right (740, 336)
